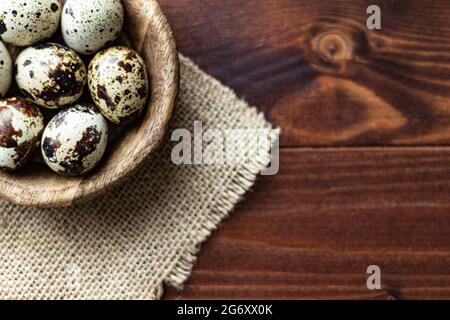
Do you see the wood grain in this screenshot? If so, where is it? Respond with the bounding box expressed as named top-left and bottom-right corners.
top-left (160, 0), bottom-right (450, 147)
top-left (159, 0), bottom-right (450, 300)
top-left (165, 148), bottom-right (450, 300)
top-left (0, 0), bottom-right (179, 207)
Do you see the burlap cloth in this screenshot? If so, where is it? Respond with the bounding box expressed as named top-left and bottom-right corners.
top-left (0, 55), bottom-right (278, 300)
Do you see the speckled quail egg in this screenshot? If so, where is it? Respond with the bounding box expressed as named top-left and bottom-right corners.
top-left (0, 97), bottom-right (44, 171)
top-left (0, 0), bottom-right (62, 46)
top-left (88, 46), bottom-right (149, 124)
top-left (0, 40), bottom-right (12, 98)
top-left (15, 43), bottom-right (87, 109)
top-left (41, 103), bottom-right (109, 176)
top-left (62, 0), bottom-right (124, 55)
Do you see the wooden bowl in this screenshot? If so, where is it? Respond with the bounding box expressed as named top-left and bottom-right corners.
top-left (0, 0), bottom-right (179, 207)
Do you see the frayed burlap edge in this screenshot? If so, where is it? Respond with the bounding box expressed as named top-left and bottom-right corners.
top-left (149, 54), bottom-right (280, 299)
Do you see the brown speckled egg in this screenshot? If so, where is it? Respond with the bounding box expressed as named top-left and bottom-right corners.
top-left (0, 40), bottom-right (12, 98)
top-left (88, 46), bottom-right (149, 124)
top-left (62, 0), bottom-right (124, 55)
top-left (41, 103), bottom-right (109, 176)
top-left (15, 43), bottom-right (87, 109)
top-left (0, 97), bottom-right (44, 171)
top-left (0, 0), bottom-right (62, 46)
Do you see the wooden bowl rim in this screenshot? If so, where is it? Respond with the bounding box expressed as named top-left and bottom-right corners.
top-left (0, 0), bottom-right (179, 207)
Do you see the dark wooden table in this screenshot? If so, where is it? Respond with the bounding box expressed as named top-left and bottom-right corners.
top-left (160, 0), bottom-right (450, 299)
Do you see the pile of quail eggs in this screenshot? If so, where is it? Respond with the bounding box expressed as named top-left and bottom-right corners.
top-left (0, 0), bottom-right (149, 176)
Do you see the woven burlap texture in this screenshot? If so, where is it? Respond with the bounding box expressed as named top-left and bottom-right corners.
top-left (0, 54), bottom-right (278, 300)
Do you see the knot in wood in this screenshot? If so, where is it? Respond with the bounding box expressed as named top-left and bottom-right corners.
top-left (315, 32), bottom-right (354, 64)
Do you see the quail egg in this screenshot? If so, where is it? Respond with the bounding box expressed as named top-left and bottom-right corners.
top-left (62, 0), bottom-right (124, 55)
top-left (0, 97), bottom-right (44, 171)
top-left (88, 46), bottom-right (149, 124)
top-left (41, 103), bottom-right (109, 176)
top-left (0, 40), bottom-right (12, 98)
top-left (15, 43), bottom-right (87, 109)
top-left (0, 0), bottom-right (62, 46)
